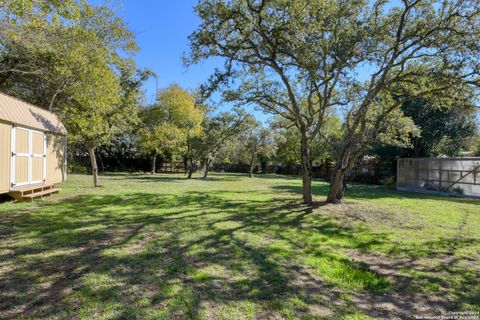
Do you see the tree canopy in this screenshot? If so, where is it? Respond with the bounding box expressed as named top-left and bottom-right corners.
top-left (0, 0), bottom-right (151, 186)
top-left (188, 0), bottom-right (480, 203)
top-left (191, 108), bottom-right (254, 178)
top-left (138, 84), bottom-right (204, 174)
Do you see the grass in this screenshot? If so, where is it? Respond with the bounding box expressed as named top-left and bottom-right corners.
top-left (0, 172), bottom-right (479, 319)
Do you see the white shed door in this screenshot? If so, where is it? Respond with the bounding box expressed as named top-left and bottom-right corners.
top-left (10, 126), bottom-right (46, 188)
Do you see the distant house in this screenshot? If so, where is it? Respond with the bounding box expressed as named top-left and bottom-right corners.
top-left (0, 92), bottom-right (67, 200)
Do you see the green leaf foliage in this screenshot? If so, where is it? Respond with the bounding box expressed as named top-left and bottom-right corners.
top-left (137, 84), bottom-right (204, 160)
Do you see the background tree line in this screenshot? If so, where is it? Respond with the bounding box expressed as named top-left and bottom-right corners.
top-left (1, 0), bottom-right (479, 205)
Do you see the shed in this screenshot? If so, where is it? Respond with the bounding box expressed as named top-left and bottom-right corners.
top-left (0, 92), bottom-right (67, 200)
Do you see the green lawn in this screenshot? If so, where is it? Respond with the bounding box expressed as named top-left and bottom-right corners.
top-left (0, 173), bottom-right (479, 319)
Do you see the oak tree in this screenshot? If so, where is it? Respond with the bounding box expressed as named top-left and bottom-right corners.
top-left (188, 0), bottom-right (479, 203)
top-left (138, 85), bottom-right (203, 175)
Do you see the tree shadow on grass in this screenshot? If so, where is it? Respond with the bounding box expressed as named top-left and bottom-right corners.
top-left (127, 175), bottom-right (242, 183)
top-left (0, 189), bottom-right (477, 319)
top-left (272, 181), bottom-right (480, 205)
top-left (245, 173), bottom-right (301, 180)
top-left (0, 192), bottom-right (369, 318)
top-left (120, 172), bottom-right (301, 183)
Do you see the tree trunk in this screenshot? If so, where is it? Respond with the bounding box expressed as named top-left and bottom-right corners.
top-left (327, 146), bottom-right (357, 203)
top-left (327, 168), bottom-right (348, 203)
top-left (261, 161), bottom-right (267, 174)
top-left (187, 158), bottom-right (194, 179)
top-left (183, 157), bottom-right (188, 175)
top-left (88, 146), bottom-right (100, 187)
top-left (203, 158), bottom-right (210, 179)
top-left (248, 153), bottom-right (255, 178)
top-left (187, 162), bottom-right (193, 179)
top-left (300, 136), bottom-right (313, 204)
top-left (97, 153), bottom-right (105, 173)
top-left (151, 155), bottom-right (157, 174)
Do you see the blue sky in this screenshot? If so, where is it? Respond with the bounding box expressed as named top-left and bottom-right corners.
top-left (102, 0), bottom-right (271, 122)
top-left (104, 1), bottom-right (478, 124)
top-left (112, 1), bottom-right (216, 100)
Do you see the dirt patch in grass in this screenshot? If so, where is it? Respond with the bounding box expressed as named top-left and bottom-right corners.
top-left (346, 250), bottom-right (453, 319)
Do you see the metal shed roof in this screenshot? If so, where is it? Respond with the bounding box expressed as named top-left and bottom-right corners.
top-left (0, 92), bottom-right (67, 135)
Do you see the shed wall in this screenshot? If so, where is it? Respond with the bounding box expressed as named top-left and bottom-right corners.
top-left (0, 121), bottom-right (11, 193)
top-left (46, 133), bottom-right (66, 184)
